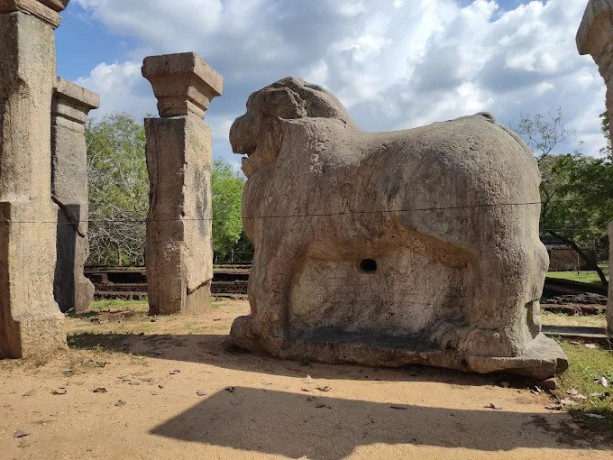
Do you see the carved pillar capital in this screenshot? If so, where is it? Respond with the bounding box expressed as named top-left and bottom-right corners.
top-left (53, 77), bottom-right (100, 127)
top-left (142, 52), bottom-right (223, 118)
top-left (0, 0), bottom-right (69, 28)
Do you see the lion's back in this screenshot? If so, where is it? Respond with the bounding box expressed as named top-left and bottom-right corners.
top-left (372, 114), bottom-right (539, 205)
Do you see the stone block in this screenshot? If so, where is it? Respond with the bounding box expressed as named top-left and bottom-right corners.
top-left (0, 8), bottom-right (67, 358)
top-left (0, 0), bottom-right (69, 28)
top-left (143, 53), bottom-right (221, 316)
top-left (145, 117), bottom-right (213, 315)
top-left (0, 202), bottom-right (66, 358)
top-left (52, 77), bottom-right (99, 314)
top-left (607, 222), bottom-right (613, 337)
top-left (577, 0), bottom-right (613, 56)
top-left (142, 52), bottom-right (223, 118)
top-left (577, 2), bottom-right (613, 336)
top-left (228, 77), bottom-right (568, 379)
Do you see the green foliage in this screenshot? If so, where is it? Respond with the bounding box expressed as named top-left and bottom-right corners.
top-left (540, 153), bottom-right (613, 262)
top-left (553, 340), bottom-right (613, 438)
top-left (211, 159), bottom-right (247, 262)
top-left (600, 110), bottom-right (610, 140)
top-left (600, 110), bottom-right (612, 158)
top-left (86, 113), bottom-right (148, 266)
top-left (86, 114), bottom-right (252, 266)
top-left (515, 108), bottom-right (612, 285)
top-left (231, 231), bottom-right (255, 262)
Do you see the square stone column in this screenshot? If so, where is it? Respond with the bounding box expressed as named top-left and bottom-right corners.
top-left (609, 222), bottom-right (613, 334)
top-left (577, 1), bottom-right (613, 335)
top-left (52, 77), bottom-right (99, 314)
top-left (0, 0), bottom-right (69, 358)
top-left (578, 1), bottom-right (613, 137)
top-left (142, 52), bottom-right (223, 315)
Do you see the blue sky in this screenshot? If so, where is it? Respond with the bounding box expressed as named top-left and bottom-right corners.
top-left (56, 9), bottom-right (136, 81)
top-left (53, 0), bottom-right (608, 169)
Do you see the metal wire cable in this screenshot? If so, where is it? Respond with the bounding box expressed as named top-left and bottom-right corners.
top-left (0, 197), bottom-right (603, 225)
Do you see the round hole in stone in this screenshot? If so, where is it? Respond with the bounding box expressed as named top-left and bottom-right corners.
top-left (359, 259), bottom-right (378, 274)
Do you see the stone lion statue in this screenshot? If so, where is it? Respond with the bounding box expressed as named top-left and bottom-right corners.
top-left (228, 77), bottom-right (567, 379)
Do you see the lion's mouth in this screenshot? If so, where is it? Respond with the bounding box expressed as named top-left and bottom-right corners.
top-left (241, 144), bottom-right (255, 161)
top-left (244, 144), bottom-right (256, 157)
top-left (240, 144), bottom-right (257, 177)
top-left (234, 142), bottom-right (256, 157)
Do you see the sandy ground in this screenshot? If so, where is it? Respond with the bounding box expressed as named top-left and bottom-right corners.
top-left (1, 300), bottom-right (611, 460)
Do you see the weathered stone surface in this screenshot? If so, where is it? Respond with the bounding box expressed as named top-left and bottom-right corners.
top-left (0, 9), bottom-right (67, 358)
top-left (578, 2), bottom-right (613, 122)
top-left (577, 1), bottom-right (613, 336)
top-left (52, 77), bottom-right (99, 314)
top-left (228, 77), bottom-right (568, 379)
top-left (142, 52), bottom-right (223, 119)
top-left (144, 117), bottom-right (213, 315)
top-left (578, 2), bottom-right (613, 121)
top-left (577, 0), bottom-right (613, 56)
top-left (607, 222), bottom-right (613, 337)
top-left (143, 53), bottom-right (221, 315)
top-left (0, 0), bottom-right (68, 28)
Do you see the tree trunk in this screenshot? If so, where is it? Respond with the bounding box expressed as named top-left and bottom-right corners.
top-left (546, 230), bottom-right (608, 286)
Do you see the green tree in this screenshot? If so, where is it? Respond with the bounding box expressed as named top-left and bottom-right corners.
top-left (86, 113), bottom-right (148, 266)
top-left (600, 109), bottom-right (611, 158)
top-left (231, 231), bottom-right (255, 263)
top-left (211, 159), bottom-right (246, 262)
top-left (539, 153), bottom-right (613, 285)
top-left (516, 109), bottom-right (612, 286)
top-left (86, 114), bottom-right (251, 266)
top-left (515, 107), bottom-right (571, 164)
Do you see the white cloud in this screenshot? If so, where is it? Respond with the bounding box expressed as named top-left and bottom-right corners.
top-left (75, 0), bottom-right (223, 51)
top-left (70, 0), bottom-right (608, 158)
top-left (76, 61), bottom-right (156, 119)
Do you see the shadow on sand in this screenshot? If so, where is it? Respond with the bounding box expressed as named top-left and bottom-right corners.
top-left (68, 331), bottom-right (528, 385)
top-left (149, 386), bottom-right (590, 459)
top-left (68, 332), bottom-right (606, 457)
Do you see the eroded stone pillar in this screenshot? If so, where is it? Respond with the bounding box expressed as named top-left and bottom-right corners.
top-left (577, 1), bottom-right (613, 335)
top-left (142, 52), bottom-right (223, 315)
top-left (0, 0), bottom-right (69, 358)
top-left (52, 77), bottom-right (99, 314)
top-left (609, 222), bottom-right (613, 334)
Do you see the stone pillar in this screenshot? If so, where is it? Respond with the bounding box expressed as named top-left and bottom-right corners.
top-left (577, 1), bottom-right (613, 335)
top-left (0, 0), bottom-right (69, 358)
top-left (607, 222), bottom-right (613, 337)
top-left (52, 77), bottom-right (99, 314)
top-left (578, 1), bottom-right (613, 136)
top-left (142, 52), bottom-right (223, 315)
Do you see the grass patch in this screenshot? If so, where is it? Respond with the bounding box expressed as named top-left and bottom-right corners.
top-left (299, 357), bottom-right (313, 368)
top-left (547, 267), bottom-right (609, 286)
top-left (33, 357), bottom-right (48, 368)
top-left (183, 321), bottom-right (208, 334)
top-left (540, 310), bottom-right (608, 328)
top-left (90, 299), bottom-right (149, 312)
top-left (553, 340), bottom-right (613, 438)
top-left (130, 356), bottom-right (149, 366)
top-left (67, 331), bottom-right (129, 353)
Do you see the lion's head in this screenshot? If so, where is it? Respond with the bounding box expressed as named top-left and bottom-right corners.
top-left (230, 77), bottom-right (353, 177)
